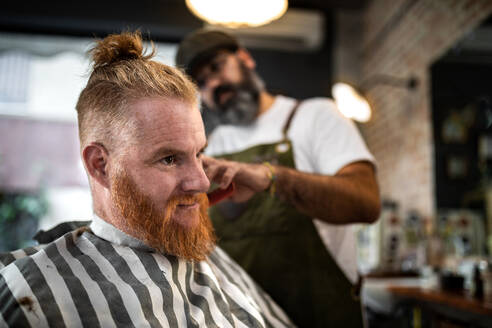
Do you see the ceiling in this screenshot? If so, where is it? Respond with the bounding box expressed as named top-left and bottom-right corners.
top-left (0, 0), bottom-right (368, 43)
top-left (0, 0), bottom-right (368, 100)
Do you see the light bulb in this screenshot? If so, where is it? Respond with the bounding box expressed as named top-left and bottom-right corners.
top-left (332, 82), bottom-right (371, 123)
top-left (186, 0), bottom-right (288, 28)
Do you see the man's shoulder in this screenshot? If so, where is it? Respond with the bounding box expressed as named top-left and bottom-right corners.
top-left (0, 245), bottom-right (46, 269)
top-left (0, 223), bottom-right (97, 327)
top-left (0, 244), bottom-right (53, 319)
top-left (33, 220), bottom-right (91, 244)
top-left (286, 96), bottom-right (347, 136)
top-left (0, 221), bottom-right (92, 276)
top-left (269, 95), bottom-right (339, 120)
top-left (0, 231), bottom-right (86, 327)
top-left (296, 96), bottom-right (339, 117)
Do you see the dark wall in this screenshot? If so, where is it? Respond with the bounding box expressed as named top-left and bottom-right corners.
top-left (249, 12), bottom-right (334, 100)
top-left (250, 38), bottom-right (333, 99)
top-left (1, 2), bottom-right (335, 100)
top-left (0, 0), bottom-right (202, 42)
top-left (431, 57), bottom-right (492, 210)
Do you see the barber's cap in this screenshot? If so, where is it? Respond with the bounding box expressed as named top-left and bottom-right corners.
top-left (176, 29), bottom-right (239, 76)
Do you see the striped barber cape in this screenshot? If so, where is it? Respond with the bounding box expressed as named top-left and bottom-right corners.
top-left (0, 217), bottom-right (295, 328)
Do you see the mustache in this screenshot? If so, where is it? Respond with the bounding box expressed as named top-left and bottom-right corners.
top-left (164, 193), bottom-right (208, 220)
top-left (213, 84), bottom-right (237, 108)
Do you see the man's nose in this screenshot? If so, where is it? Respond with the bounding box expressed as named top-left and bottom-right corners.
top-left (204, 75), bottom-right (222, 92)
top-left (180, 160), bottom-right (210, 193)
top-left (201, 78), bottom-right (222, 108)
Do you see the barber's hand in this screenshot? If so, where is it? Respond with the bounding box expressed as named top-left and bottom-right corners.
top-left (202, 156), bottom-right (271, 202)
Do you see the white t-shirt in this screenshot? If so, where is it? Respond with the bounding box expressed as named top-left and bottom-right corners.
top-left (206, 95), bottom-right (375, 283)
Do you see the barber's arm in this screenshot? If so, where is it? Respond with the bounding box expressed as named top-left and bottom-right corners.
top-left (274, 161), bottom-right (380, 224)
top-left (203, 156), bottom-right (380, 224)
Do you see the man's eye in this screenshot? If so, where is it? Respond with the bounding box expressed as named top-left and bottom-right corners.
top-left (160, 155), bottom-right (176, 165)
top-left (196, 78), bottom-right (205, 89)
top-left (194, 73), bottom-right (207, 88)
top-left (210, 62), bottom-right (220, 72)
top-left (210, 58), bottom-right (225, 73)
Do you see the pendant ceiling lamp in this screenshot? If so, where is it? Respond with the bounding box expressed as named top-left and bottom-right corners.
top-left (185, 0), bottom-right (289, 28)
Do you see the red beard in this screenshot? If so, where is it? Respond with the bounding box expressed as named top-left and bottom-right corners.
top-left (111, 172), bottom-right (216, 262)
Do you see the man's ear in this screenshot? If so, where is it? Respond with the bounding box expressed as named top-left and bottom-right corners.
top-left (83, 142), bottom-right (111, 189)
top-left (236, 48), bottom-right (256, 70)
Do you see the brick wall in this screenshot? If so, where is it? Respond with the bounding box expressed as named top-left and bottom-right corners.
top-left (336, 0), bottom-right (492, 217)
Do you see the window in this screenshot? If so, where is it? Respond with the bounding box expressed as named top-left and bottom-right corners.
top-left (0, 32), bottom-right (178, 250)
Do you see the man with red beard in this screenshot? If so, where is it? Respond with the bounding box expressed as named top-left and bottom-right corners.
top-left (0, 32), bottom-right (294, 328)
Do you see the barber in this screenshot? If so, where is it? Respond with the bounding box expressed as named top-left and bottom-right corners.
top-left (177, 29), bottom-right (380, 327)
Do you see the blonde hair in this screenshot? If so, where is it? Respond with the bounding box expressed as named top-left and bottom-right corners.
top-left (76, 31), bottom-right (198, 151)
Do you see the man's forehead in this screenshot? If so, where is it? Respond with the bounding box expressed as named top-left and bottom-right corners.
top-left (192, 49), bottom-right (235, 78)
top-left (127, 97), bottom-right (204, 145)
top-left (131, 97), bottom-right (197, 123)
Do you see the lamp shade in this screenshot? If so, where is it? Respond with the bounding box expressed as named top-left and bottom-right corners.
top-left (185, 0), bottom-right (288, 28)
top-left (332, 82), bottom-right (372, 123)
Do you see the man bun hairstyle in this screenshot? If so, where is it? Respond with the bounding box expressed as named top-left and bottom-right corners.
top-left (90, 32), bottom-right (155, 69)
top-left (76, 31), bottom-right (198, 152)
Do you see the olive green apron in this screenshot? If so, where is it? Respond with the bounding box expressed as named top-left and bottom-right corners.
top-left (209, 102), bottom-right (363, 327)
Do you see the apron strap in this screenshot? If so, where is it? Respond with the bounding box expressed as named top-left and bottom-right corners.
top-left (282, 101), bottom-right (302, 140)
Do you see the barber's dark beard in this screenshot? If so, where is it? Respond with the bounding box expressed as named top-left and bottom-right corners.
top-left (202, 65), bottom-right (264, 135)
top-left (110, 172), bottom-right (216, 262)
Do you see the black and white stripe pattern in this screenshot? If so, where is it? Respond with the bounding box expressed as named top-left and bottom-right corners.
top-left (0, 229), bottom-right (294, 327)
